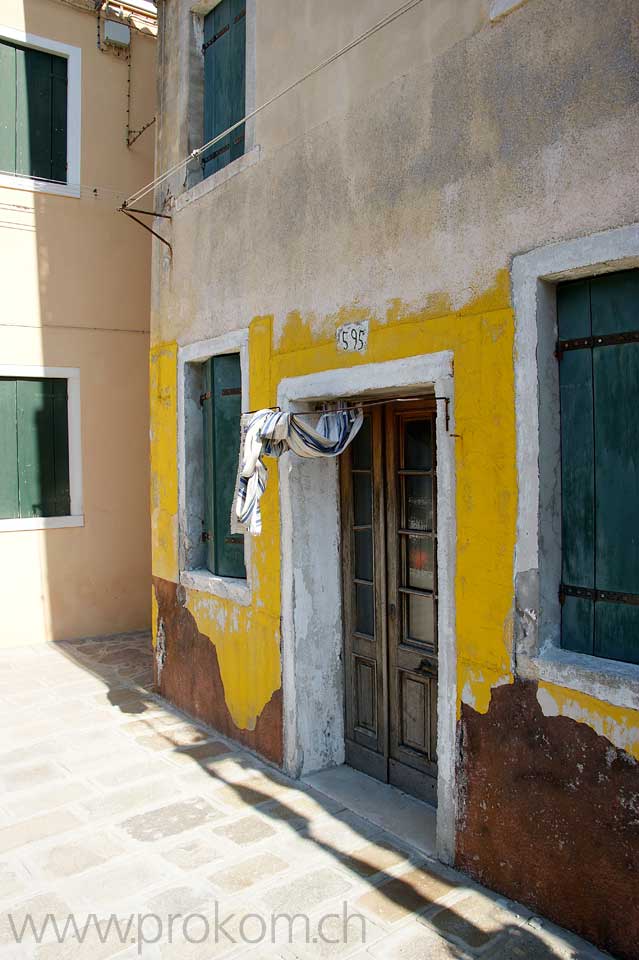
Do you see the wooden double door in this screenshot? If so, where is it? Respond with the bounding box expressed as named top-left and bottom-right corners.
top-left (341, 401), bottom-right (438, 804)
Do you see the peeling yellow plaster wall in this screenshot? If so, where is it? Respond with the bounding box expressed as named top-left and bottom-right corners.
top-left (149, 324), bottom-right (282, 732)
top-left (185, 590), bottom-right (280, 730)
top-left (150, 269), bottom-right (639, 756)
top-left (150, 342), bottom-right (179, 585)
top-left (537, 681), bottom-right (639, 761)
top-left (272, 271), bottom-right (518, 727)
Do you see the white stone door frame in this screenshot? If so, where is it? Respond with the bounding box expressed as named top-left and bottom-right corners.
top-left (277, 351), bottom-right (457, 864)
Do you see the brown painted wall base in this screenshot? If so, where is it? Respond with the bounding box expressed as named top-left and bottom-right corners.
top-left (152, 576), bottom-right (283, 766)
top-left (457, 679), bottom-right (639, 960)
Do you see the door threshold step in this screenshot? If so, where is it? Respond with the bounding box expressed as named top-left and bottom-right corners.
top-left (303, 764), bottom-right (437, 858)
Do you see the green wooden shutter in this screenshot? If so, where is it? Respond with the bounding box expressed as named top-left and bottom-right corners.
top-left (558, 269), bottom-right (639, 665)
top-left (202, 356), bottom-right (245, 579)
top-left (17, 378), bottom-right (70, 519)
top-left (202, 360), bottom-right (216, 572)
top-left (558, 280), bottom-right (595, 654)
top-left (0, 379), bottom-right (19, 519)
top-left (0, 41), bottom-right (17, 175)
top-left (202, 0), bottom-right (246, 179)
top-left (50, 53), bottom-right (68, 183)
top-left (591, 271), bottom-right (639, 663)
top-left (0, 39), bottom-right (67, 182)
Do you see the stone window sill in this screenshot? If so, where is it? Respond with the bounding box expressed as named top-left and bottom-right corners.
top-left (517, 645), bottom-right (639, 711)
top-left (0, 515), bottom-right (84, 532)
top-left (179, 568), bottom-right (251, 606)
top-left (0, 173), bottom-right (80, 199)
top-left (174, 146), bottom-right (261, 214)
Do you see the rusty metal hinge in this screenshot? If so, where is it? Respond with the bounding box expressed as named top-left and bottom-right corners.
top-left (201, 531), bottom-right (212, 543)
top-left (559, 583), bottom-right (639, 606)
top-left (202, 22), bottom-right (229, 53)
top-left (200, 391), bottom-right (212, 406)
top-left (556, 329), bottom-right (639, 359)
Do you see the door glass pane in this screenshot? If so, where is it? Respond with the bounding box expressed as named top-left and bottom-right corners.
top-left (355, 583), bottom-right (374, 636)
top-left (406, 593), bottom-right (434, 645)
top-left (404, 534), bottom-right (434, 591)
top-left (353, 472), bottom-right (372, 526)
top-left (355, 529), bottom-right (373, 582)
top-left (404, 476), bottom-right (433, 531)
top-left (404, 418), bottom-right (432, 471)
top-left (351, 415), bottom-right (371, 469)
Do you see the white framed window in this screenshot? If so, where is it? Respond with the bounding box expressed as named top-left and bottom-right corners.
top-left (0, 25), bottom-right (81, 198)
top-left (177, 330), bottom-right (251, 604)
top-left (0, 365), bottom-right (83, 531)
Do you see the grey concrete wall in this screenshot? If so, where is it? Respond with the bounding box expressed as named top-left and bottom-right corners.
top-left (151, 0), bottom-right (639, 348)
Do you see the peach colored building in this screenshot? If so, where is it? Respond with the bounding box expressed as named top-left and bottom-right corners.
top-left (0, 0), bottom-right (156, 645)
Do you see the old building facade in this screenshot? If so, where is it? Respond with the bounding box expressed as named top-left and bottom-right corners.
top-left (148, 1), bottom-right (639, 956)
top-left (0, 0), bottom-right (156, 644)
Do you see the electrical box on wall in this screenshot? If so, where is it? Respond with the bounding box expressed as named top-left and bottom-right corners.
top-left (104, 19), bottom-right (131, 47)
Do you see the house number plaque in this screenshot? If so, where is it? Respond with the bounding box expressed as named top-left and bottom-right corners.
top-left (336, 319), bottom-right (369, 353)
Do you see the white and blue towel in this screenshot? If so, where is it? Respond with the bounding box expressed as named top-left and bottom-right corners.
top-left (233, 406), bottom-right (363, 535)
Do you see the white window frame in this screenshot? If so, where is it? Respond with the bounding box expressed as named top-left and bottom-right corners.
top-left (512, 224), bottom-right (639, 710)
top-left (0, 365), bottom-right (84, 531)
top-left (177, 330), bottom-right (251, 605)
top-left (0, 25), bottom-right (81, 199)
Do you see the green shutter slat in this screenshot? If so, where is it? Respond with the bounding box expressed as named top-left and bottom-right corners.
top-left (212, 0), bottom-right (232, 177)
top-left (52, 378), bottom-right (70, 515)
top-left (50, 56), bottom-right (68, 183)
top-left (202, 0), bottom-right (245, 178)
top-left (593, 340), bottom-right (639, 664)
top-left (202, 9), bottom-right (216, 180)
top-left (590, 269), bottom-right (639, 337)
top-left (14, 45), bottom-right (29, 177)
top-left (595, 603), bottom-right (639, 666)
top-left (16, 379), bottom-right (69, 519)
top-left (229, 0), bottom-right (246, 164)
top-left (17, 379), bottom-right (53, 518)
top-left (212, 354), bottom-right (245, 579)
top-left (557, 278), bottom-right (591, 341)
top-left (558, 281), bottom-right (595, 654)
top-left (0, 379), bottom-right (19, 519)
top-left (561, 596), bottom-right (594, 656)
top-left (0, 41), bottom-right (17, 175)
top-left (202, 360), bottom-right (216, 573)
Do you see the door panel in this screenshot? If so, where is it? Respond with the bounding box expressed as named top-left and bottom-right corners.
top-left (341, 409), bottom-right (388, 780)
top-left (341, 400), bottom-right (438, 805)
top-left (386, 404), bottom-right (438, 803)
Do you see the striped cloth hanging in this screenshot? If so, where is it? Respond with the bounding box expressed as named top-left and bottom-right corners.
top-left (233, 406), bottom-right (363, 535)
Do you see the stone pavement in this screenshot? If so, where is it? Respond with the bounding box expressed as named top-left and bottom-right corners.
top-left (0, 634), bottom-right (614, 960)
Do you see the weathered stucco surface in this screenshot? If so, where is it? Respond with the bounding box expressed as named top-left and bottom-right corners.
top-left (0, 0), bottom-right (155, 644)
top-left (150, 0), bottom-right (639, 953)
top-left (458, 681), bottom-right (639, 960)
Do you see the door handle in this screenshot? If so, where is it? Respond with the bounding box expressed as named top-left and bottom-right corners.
top-left (416, 658), bottom-right (435, 676)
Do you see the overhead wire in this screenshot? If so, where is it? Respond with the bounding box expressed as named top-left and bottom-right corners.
top-left (123, 0), bottom-right (425, 209)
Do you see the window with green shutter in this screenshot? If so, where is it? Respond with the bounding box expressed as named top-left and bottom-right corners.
top-left (201, 0), bottom-right (245, 179)
top-left (201, 354), bottom-right (245, 578)
top-left (0, 39), bottom-right (68, 184)
top-left (557, 268), bottom-right (639, 665)
top-left (0, 378), bottom-right (71, 520)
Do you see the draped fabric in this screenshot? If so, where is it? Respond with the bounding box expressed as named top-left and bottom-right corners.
top-left (233, 407), bottom-right (364, 535)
